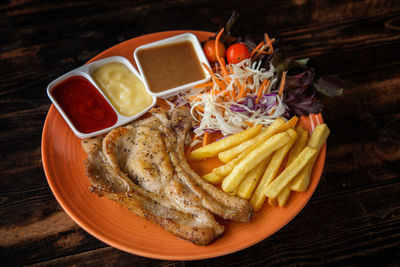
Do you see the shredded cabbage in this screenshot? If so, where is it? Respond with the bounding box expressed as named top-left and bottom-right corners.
top-left (167, 57), bottom-right (288, 138)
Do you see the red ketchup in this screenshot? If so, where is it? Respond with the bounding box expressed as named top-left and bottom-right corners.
top-left (52, 75), bottom-right (117, 133)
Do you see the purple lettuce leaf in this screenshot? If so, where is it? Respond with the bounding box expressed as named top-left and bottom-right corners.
top-left (284, 88), bottom-right (323, 117)
top-left (283, 70), bottom-right (322, 117)
top-left (286, 68), bottom-right (315, 89)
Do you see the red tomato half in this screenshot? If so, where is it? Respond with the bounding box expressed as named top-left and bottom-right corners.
top-left (226, 43), bottom-right (251, 64)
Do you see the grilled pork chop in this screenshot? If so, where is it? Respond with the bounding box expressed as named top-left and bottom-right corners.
top-left (83, 107), bottom-right (252, 245)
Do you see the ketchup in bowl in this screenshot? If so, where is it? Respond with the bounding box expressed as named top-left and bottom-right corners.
top-left (51, 75), bottom-right (117, 133)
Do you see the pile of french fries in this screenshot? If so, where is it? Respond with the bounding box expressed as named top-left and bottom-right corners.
top-left (188, 116), bottom-right (330, 211)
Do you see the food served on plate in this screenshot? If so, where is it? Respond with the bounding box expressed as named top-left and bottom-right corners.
top-left (73, 14), bottom-right (342, 246)
top-left (83, 107), bottom-right (251, 245)
top-left (189, 116), bottom-right (330, 211)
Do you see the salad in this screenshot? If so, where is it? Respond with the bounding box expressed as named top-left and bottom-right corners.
top-left (162, 12), bottom-right (343, 150)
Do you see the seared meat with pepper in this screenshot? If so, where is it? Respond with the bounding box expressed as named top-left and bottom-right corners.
top-left (83, 107), bottom-right (252, 245)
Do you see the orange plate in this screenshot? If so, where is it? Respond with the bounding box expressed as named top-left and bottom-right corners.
top-left (41, 31), bottom-right (326, 260)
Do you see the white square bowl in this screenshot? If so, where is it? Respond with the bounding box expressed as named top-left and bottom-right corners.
top-left (47, 56), bottom-right (156, 138)
top-left (133, 33), bottom-right (211, 98)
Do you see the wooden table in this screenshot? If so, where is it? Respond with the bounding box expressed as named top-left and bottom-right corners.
top-left (1, 0), bottom-right (399, 265)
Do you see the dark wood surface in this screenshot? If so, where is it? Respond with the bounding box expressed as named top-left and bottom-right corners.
top-left (1, 0), bottom-right (400, 266)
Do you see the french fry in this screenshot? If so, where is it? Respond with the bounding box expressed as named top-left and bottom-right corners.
top-left (287, 127), bottom-right (309, 165)
top-left (290, 162), bottom-right (313, 192)
top-left (212, 129), bottom-right (270, 177)
top-left (264, 146), bottom-right (318, 199)
top-left (212, 161), bottom-right (234, 177)
top-left (277, 185), bottom-right (291, 207)
top-left (291, 123), bottom-right (330, 192)
top-left (249, 129), bottom-right (298, 211)
top-left (188, 124), bottom-right (262, 160)
top-left (218, 118), bottom-right (286, 163)
top-left (236, 156), bottom-right (271, 200)
top-left (222, 132), bottom-right (291, 194)
top-left (218, 116), bottom-right (299, 163)
top-left (273, 127), bottom-right (309, 207)
top-left (202, 172), bottom-right (224, 184)
top-left (282, 116), bottom-right (299, 131)
top-left (212, 146), bottom-right (251, 177)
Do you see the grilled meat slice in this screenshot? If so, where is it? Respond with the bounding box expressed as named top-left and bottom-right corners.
top-left (86, 140), bottom-right (223, 245)
top-left (84, 107), bottom-right (252, 245)
top-left (151, 108), bottom-right (253, 222)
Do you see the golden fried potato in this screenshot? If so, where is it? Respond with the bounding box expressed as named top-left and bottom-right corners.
top-left (222, 132), bottom-right (291, 194)
top-left (202, 172), bottom-right (224, 184)
top-left (212, 161), bottom-right (234, 177)
top-left (212, 146), bottom-right (252, 177)
top-left (249, 129), bottom-right (298, 211)
top-left (264, 146), bottom-right (318, 199)
top-left (218, 118), bottom-right (285, 163)
top-left (188, 124), bottom-right (262, 160)
top-left (291, 123), bottom-right (330, 192)
top-left (236, 156), bottom-right (271, 200)
top-left (277, 185), bottom-right (291, 207)
top-left (270, 127), bottom-right (309, 207)
top-left (212, 127), bottom-right (273, 177)
top-left (287, 127), bottom-right (309, 165)
top-left (282, 116), bottom-right (299, 131)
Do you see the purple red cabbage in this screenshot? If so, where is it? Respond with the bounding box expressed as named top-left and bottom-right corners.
top-left (229, 93), bottom-right (282, 116)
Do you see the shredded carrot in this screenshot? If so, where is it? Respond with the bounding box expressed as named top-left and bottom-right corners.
top-left (253, 49), bottom-right (271, 57)
top-left (231, 86), bottom-right (237, 99)
top-left (185, 135), bottom-right (198, 154)
top-left (250, 41), bottom-right (265, 58)
top-left (255, 79), bottom-right (270, 104)
top-left (202, 62), bottom-right (217, 79)
top-left (219, 57), bottom-right (231, 82)
top-left (264, 33), bottom-right (274, 53)
top-left (195, 105), bottom-right (205, 113)
top-left (227, 65), bottom-right (234, 75)
top-left (156, 98), bottom-right (172, 110)
top-left (185, 146), bottom-right (194, 155)
top-left (201, 62), bottom-right (228, 94)
top-left (244, 121), bottom-right (254, 127)
top-left (236, 78), bottom-right (247, 100)
top-left (248, 76), bottom-right (254, 87)
top-left (215, 28), bottom-right (229, 77)
top-left (194, 81), bottom-right (214, 89)
top-left (278, 71), bottom-right (287, 97)
top-left (220, 90), bottom-right (233, 101)
top-left (187, 95), bottom-right (202, 102)
top-left (203, 132), bottom-right (209, 146)
top-left (215, 79), bottom-right (227, 91)
top-left (237, 87), bottom-right (247, 100)
top-left (251, 47), bottom-right (270, 61)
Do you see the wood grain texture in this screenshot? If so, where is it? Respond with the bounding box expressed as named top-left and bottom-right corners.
top-left (1, 0), bottom-right (399, 266)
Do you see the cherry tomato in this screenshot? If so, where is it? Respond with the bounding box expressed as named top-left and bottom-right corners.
top-left (226, 43), bottom-right (251, 64)
top-left (203, 40), bottom-right (226, 63)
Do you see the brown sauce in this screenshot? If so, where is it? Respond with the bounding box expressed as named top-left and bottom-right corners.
top-left (136, 41), bottom-right (205, 93)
